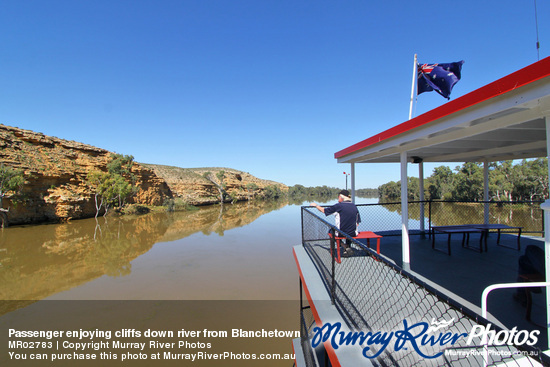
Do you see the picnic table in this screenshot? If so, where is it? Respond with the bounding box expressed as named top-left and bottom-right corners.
top-left (431, 225), bottom-right (484, 255)
top-left (431, 224), bottom-right (522, 255)
top-left (473, 224), bottom-right (522, 250)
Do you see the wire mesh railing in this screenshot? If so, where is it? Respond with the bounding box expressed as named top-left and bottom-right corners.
top-left (427, 201), bottom-right (544, 235)
top-left (300, 204), bottom-right (550, 366)
top-left (350, 200), bottom-right (544, 236)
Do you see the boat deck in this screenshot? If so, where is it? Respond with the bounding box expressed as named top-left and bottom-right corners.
top-left (369, 231), bottom-right (547, 349)
top-left (295, 231), bottom-right (549, 366)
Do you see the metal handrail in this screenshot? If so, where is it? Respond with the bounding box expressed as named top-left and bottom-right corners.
top-left (481, 282), bottom-right (550, 320)
top-left (481, 282), bottom-right (550, 366)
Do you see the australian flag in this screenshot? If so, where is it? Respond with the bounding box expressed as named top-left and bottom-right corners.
top-left (417, 61), bottom-right (464, 99)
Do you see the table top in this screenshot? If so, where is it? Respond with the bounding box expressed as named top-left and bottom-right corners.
top-left (330, 231), bottom-right (382, 239)
top-left (432, 224), bottom-right (522, 231)
top-left (471, 224), bottom-right (522, 230)
top-left (432, 226), bottom-right (483, 233)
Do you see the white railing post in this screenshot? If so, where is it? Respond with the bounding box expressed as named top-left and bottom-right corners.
top-left (419, 160), bottom-right (425, 233)
top-left (401, 151), bottom-right (410, 265)
top-left (351, 163), bottom-right (356, 203)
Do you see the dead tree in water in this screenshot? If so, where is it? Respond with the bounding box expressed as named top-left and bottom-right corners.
top-left (203, 171), bottom-right (227, 204)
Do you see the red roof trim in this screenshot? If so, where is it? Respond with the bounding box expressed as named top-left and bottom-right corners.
top-left (335, 57), bottom-right (550, 159)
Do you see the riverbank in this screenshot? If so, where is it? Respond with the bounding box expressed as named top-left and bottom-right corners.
top-left (0, 124), bottom-right (287, 226)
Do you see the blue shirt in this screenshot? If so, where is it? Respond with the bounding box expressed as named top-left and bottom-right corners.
top-left (324, 201), bottom-right (361, 237)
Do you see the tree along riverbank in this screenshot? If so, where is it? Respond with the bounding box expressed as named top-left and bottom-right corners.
top-left (378, 159), bottom-right (548, 202)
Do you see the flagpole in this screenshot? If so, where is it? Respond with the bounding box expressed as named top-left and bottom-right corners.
top-left (409, 54), bottom-right (417, 120)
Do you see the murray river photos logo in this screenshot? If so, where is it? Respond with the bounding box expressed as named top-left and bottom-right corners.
top-left (311, 318), bottom-right (539, 360)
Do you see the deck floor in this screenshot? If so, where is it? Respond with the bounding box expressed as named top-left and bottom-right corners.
top-left (375, 231), bottom-right (548, 350)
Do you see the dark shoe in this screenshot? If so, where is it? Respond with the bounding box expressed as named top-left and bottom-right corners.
top-left (342, 248), bottom-right (354, 258)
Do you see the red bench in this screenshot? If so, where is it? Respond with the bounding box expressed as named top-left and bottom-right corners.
top-left (329, 231), bottom-right (383, 263)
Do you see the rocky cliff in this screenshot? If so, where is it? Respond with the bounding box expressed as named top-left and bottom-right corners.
top-left (142, 164), bottom-right (288, 206)
top-left (0, 124), bottom-right (172, 225)
top-left (0, 124), bottom-right (287, 225)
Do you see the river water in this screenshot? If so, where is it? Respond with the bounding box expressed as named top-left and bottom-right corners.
top-left (1, 197), bottom-right (542, 366)
top-left (0, 197), bottom-right (376, 366)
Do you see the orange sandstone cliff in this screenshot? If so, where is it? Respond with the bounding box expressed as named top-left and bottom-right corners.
top-left (142, 164), bottom-right (288, 206)
top-left (0, 124), bottom-right (287, 225)
top-left (0, 124), bottom-right (171, 224)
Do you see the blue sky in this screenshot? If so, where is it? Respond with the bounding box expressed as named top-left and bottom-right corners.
top-left (1, 1), bottom-right (548, 188)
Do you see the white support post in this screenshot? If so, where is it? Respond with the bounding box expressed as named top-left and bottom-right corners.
top-left (351, 163), bottom-right (356, 203)
top-left (483, 161), bottom-right (489, 224)
top-left (401, 151), bottom-right (410, 265)
top-left (543, 115), bottom-right (550, 349)
top-left (419, 160), bottom-right (425, 233)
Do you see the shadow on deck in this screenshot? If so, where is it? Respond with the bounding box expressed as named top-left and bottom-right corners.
top-left (376, 231), bottom-right (547, 350)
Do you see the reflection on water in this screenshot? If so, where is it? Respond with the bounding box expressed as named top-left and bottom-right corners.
top-left (12, 197), bottom-right (534, 308)
top-left (0, 200), bottom-right (289, 308)
top-left (0, 200), bottom-right (304, 366)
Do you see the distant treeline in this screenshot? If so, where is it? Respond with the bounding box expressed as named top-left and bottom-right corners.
top-left (355, 188), bottom-right (378, 197)
top-left (287, 185), bottom-right (378, 201)
top-left (378, 159), bottom-right (548, 202)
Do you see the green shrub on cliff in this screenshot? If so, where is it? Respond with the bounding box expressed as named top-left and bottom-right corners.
top-left (107, 154), bottom-right (135, 178)
top-left (262, 185), bottom-right (282, 199)
top-left (85, 154), bottom-right (139, 218)
top-left (0, 164), bottom-right (25, 209)
top-left (163, 198), bottom-right (198, 212)
top-left (87, 171), bottom-right (133, 218)
top-left (123, 204), bottom-right (151, 215)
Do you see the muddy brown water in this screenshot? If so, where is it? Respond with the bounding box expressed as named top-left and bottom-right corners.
top-left (0, 200), bottom-right (308, 366)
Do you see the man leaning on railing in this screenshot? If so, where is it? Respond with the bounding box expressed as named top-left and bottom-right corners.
top-left (310, 190), bottom-right (361, 257)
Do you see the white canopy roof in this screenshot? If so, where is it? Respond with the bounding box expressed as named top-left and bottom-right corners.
top-left (335, 57), bottom-right (550, 164)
